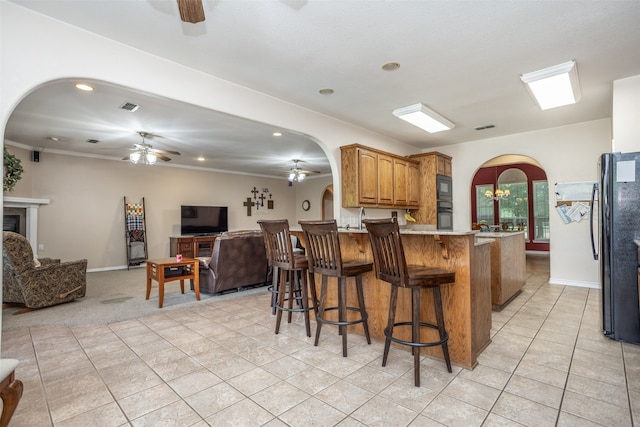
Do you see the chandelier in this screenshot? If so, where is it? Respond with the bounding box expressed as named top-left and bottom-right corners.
top-left (485, 188), bottom-right (510, 201)
top-left (129, 144), bottom-right (157, 165)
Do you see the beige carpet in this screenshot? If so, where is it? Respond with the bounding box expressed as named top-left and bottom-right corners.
top-left (1, 267), bottom-right (269, 329)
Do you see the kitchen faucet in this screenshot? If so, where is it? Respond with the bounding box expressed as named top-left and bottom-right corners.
top-left (359, 207), bottom-right (366, 230)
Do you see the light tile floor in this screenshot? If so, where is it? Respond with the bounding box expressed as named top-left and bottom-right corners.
top-left (2, 255), bottom-right (639, 426)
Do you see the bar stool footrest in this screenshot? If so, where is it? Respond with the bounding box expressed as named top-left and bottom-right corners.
top-left (385, 321), bottom-right (449, 348)
top-left (316, 306), bottom-right (369, 327)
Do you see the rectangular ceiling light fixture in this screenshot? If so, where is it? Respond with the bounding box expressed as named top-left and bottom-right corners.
top-left (392, 103), bottom-right (455, 133)
top-left (520, 60), bottom-right (581, 110)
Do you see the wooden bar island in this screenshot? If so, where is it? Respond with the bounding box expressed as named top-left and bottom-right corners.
top-left (292, 227), bottom-right (492, 369)
top-left (476, 232), bottom-right (526, 310)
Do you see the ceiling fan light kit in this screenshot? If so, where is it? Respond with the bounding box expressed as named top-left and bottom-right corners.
top-left (125, 132), bottom-right (181, 165)
top-left (287, 159), bottom-right (320, 184)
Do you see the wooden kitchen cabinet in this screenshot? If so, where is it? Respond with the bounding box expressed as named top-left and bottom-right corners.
top-left (436, 154), bottom-right (452, 177)
top-left (407, 161), bottom-right (421, 206)
top-left (378, 153), bottom-right (394, 206)
top-left (393, 158), bottom-right (409, 206)
top-left (341, 144), bottom-right (419, 209)
top-left (408, 151), bottom-right (453, 225)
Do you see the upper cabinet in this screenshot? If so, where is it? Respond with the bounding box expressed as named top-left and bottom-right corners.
top-left (436, 154), bottom-right (453, 177)
top-left (341, 144), bottom-right (420, 209)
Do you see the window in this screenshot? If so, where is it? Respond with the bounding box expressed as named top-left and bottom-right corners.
top-left (498, 182), bottom-right (528, 237)
top-left (475, 184), bottom-right (494, 225)
top-left (533, 180), bottom-right (549, 241)
top-left (471, 163), bottom-right (549, 251)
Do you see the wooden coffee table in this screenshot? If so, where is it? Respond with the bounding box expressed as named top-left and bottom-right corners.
top-left (146, 258), bottom-right (200, 308)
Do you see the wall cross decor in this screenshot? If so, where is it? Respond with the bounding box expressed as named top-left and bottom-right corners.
top-left (243, 197), bottom-right (255, 216)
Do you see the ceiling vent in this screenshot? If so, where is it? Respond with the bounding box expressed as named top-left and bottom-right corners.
top-left (86, 138), bottom-right (100, 144)
top-left (119, 102), bottom-right (139, 112)
top-left (474, 124), bottom-right (495, 131)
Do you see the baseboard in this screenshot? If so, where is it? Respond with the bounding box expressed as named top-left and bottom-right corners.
top-left (87, 264), bottom-right (145, 273)
top-left (549, 277), bottom-right (600, 289)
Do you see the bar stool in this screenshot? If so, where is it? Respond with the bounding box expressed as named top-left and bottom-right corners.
top-left (265, 235), bottom-right (305, 315)
top-left (363, 217), bottom-right (455, 387)
top-left (299, 219), bottom-right (372, 357)
top-left (258, 220), bottom-right (316, 337)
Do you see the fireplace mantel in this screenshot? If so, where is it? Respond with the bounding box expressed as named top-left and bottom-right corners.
top-left (3, 196), bottom-right (50, 252)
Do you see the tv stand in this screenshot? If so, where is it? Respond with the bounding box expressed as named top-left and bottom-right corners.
top-left (169, 235), bottom-right (218, 258)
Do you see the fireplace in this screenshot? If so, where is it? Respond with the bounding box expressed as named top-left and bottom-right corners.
top-left (2, 197), bottom-right (50, 252)
top-left (3, 208), bottom-right (26, 235)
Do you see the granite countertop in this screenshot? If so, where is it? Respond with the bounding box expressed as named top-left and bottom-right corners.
top-left (476, 231), bottom-right (526, 238)
top-left (290, 225), bottom-right (478, 236)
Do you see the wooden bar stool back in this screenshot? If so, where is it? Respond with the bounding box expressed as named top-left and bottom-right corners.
top-left (299, 219), bottom-right (372, 357)
top-left (363, 217), bottom-right (455, 387)
top-left (258, 219), bottom-right (316, 337)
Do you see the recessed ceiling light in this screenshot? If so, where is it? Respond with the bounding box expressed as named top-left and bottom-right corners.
top-left (319, 88), bottom-right (334, 95)
top-left (392, 103), bottom-right (455, 133)
top-left (47, 136), bottom-right (61, 142)
top-left (272, 132), bottom-right (282, 137)
top-left (197, 156), bottom-right (205, 161)
top-left (381, 62), bottom-right (400, 71)
top-left (74, 83), bottom-right (94, 92)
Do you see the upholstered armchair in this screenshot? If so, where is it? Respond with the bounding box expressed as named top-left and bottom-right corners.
top-left (2, 231), bottom-right (87, 312)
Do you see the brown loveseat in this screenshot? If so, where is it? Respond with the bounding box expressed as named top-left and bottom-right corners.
top-left (196, 230), bottom-right (269, 294)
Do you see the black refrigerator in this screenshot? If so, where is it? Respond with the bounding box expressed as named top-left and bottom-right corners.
top-left (591, 152), bottom-right (640, 344)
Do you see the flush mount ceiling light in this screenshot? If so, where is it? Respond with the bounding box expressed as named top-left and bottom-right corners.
top-left (520, 60), bottom-right (581, 110)
top-left (392, 103), bottom-right (455, 133)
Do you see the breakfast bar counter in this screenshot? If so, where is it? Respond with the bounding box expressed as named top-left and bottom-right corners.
top-left (476, 232), bottom-right (526, 310)
top-left (292, 227), bottom-right (492, 369)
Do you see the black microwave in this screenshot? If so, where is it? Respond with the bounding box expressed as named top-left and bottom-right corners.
top-left (436, 174), bottom-right (453, 201)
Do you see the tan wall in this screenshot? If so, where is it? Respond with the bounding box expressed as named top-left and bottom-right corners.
top-left (6, 146), bottom-right (323, 270)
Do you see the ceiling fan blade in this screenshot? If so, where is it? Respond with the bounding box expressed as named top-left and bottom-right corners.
top-left (152, 148), bottom-right (181, 156)
top-left (155, 153), bottom-right (172, 162)
top-left (298, 169), bottom-right (321, 174)
top-left (177, 0), bottom-right (205, 23)
top-left (122, 155), bottom-right (130, 161)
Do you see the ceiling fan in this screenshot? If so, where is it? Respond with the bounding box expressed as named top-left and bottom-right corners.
top-left (123, 132), bottom-right (181, 165)
top-left (177, 0), bottom-right (205, 23)
top-left (288, 159), bottom-right (320, 185)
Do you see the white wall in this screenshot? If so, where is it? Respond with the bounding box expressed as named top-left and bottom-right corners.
top-left (613, 75), bottom-right (640, 153)
top-left (431, 119), bottom-right (611, 287)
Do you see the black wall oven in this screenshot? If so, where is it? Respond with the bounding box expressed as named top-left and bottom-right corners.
top-left (436, 174), bottom-right (453, 201)
top-left (436, 174), bottom-right (453, 230)
top-left (437, 200), bottom-right (453, 230)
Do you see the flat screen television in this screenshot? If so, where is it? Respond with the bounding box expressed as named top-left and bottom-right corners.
top-left (180, 205), bottom-right (228, 235)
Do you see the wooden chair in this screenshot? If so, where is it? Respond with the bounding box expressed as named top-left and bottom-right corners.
top-left (363, 217), bottom-right (455, 387)
top-left (299, 219), bottom-right (372, 357)
top-left (0, 359), bottom-right (22, 427)
top-left (258, 220), bottom-right (316, 337)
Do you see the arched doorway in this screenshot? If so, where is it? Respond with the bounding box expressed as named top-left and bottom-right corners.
top-left (471, 157), bottom-right (549, 252)
top-left (321, 185), bottom-right (334, 220)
